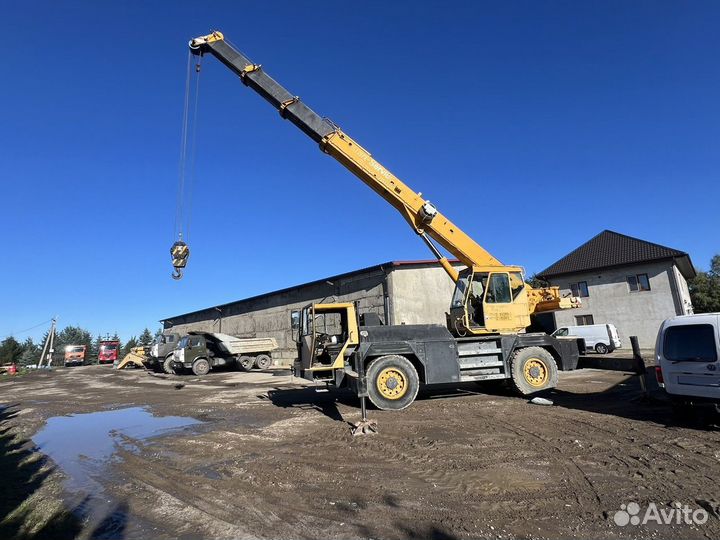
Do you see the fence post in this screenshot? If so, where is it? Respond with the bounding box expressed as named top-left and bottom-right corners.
top-left (630, 336), bottom-right (648, 397)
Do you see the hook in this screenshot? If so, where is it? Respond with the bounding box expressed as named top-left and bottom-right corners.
top-left (170, 238), bottom-right (190, 281)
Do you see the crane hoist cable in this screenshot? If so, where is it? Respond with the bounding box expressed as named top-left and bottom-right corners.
top-left (171, 52), bottom-right (202, 279)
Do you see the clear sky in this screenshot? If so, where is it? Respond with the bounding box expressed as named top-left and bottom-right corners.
top-left (2, 1), bottom-right (718, 343)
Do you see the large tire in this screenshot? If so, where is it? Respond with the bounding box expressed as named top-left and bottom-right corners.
top-left (366, 355), bottom-right (420, 411)
top-left (163, 355), bottom-right (176, 375)
top-left (509, 347), bottom-right (558, 396)
top-left (192, 358), bottom-right (211, 376)
top-left (595, 343), bottom-right (609, 355)
top-left (255, 354), bottom-right (272, 370)
top-left (237, 355), bottom-right (255, 372)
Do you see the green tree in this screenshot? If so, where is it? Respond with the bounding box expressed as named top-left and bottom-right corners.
top-left (55, 326), bottom-right (93, 361)
top-left (19, 337), bottom-right (40, 366)
top-left (122, 337), bottom-right (138, 356)
top-left (526, 273), bottom-right (549, 289)
top-left (0, 337), bottom-right (24, 364)
top-left (90, 334), bottom-right (103, 361)
top-left (138, 328), bottom-right (154, 347)
top-left (688, 255), bottom-right (720, 314)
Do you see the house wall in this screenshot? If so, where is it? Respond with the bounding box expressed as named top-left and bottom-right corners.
top-left (672, 264), bottom-right (694, 315)
top-left (549, 260), bottom-right (687, 349)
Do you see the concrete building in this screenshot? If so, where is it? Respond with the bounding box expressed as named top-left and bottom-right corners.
top-left (162, 260), bottom-right (462, 366)
top-left (538, 230), bottom-right (695, 349)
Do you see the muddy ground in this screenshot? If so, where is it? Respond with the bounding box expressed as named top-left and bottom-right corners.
top-left (1, 362), bottom-right (719, 540)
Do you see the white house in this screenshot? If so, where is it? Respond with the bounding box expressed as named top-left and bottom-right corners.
top-left (538, 230), bottom-right (695, 348)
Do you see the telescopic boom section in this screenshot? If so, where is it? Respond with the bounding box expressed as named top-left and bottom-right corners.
top-left (189, 32), bottom-right (503, 281)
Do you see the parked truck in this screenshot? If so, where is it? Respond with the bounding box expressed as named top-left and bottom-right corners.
top-left (64, 345), bottom-right (86, 367)
top-left (97, 340), bottom-right (120, 365)
top-left (149, 332), bottom-right (182, 374)
top-left (171, 332), bottom-right (278, 376)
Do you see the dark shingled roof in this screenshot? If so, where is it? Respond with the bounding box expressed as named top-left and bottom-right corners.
top-left (538, 230), bottom-right (695, 279)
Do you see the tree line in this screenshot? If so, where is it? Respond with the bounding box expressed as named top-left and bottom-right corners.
top-left (0, 326), bottom-right (162, 365)
top-left (688, 254), bottom-right (720, 314)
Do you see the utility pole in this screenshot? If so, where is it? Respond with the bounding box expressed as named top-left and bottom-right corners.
top-left (38, 318), bottom-right (57, 368)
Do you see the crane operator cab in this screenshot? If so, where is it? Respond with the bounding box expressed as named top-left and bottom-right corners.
top-left (292, 303), bottom-right (359, 382)
top-left (448, 268), bottom-right (531, 336)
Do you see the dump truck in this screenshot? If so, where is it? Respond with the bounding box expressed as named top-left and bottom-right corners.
top-left (97, 340), bottom-right (120, 364)
top-left (148, 332), bottom-right (182, 374)
top-left (171, 332), bottom-right (278, 376)
top-left (187, 32), bottom-right (584, 423)
top-left (64, 345), bottom-right (86, 367)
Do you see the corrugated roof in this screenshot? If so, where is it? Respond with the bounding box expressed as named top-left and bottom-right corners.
top-left (538, 230), bottom-right (695, 279)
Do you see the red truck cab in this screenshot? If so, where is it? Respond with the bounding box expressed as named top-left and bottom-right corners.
top-left (98, 340), bottom-right (120, 364)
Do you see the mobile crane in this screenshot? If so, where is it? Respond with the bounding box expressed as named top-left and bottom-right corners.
top-left (187, 31), bottom-right (583, 416)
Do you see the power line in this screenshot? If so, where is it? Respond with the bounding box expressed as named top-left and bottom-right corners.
top-left (0, 318), bottom-right (55, 341)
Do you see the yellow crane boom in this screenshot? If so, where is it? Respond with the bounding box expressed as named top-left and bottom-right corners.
top-left (188, 31), bottom-right (578, 334)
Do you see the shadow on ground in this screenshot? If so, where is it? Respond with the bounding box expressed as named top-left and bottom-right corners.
top-left (0, 405), bottom-right (129, 540)
top-left (265, 370), bottom-right (719, 433)
top-left (549, 377), bottom-right (720, 431)
top-left (265, 387), bottom-right (357, 426)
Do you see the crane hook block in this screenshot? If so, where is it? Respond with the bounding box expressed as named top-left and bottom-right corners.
top-left (171, 240), bottom-right (190, 280)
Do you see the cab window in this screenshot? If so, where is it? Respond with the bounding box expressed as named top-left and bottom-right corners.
top-left (510, 271), bottom-right (525, 300)
top-left (451, 272), bottom-right (471, 307)
top-left (485, 273), bottom-right (511, 304)
top-left (301, 308), bottom-right (313, 336)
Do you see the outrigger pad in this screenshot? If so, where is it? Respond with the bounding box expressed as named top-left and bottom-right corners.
top-left (351, 419), bottom-right (378, 436)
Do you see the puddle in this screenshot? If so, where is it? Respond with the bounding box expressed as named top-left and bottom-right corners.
top-left (33, 407), bottom-right (200, 493)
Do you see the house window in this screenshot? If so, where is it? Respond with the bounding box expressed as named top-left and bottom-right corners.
top-left (627, 273), bottom-right (651, 292)
top-left (575, 314), bottom-right (594, 326)
top-left (570, 281), bottom-right (589, 298)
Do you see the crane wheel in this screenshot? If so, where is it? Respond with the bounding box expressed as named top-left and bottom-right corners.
top-left (163, 356), bottom-right (176, 375)
top-left (192, 358), bottom-right (211, 376)
top-left (366, 355), bottom-right (419, 411)
top-left (509, 347), bottom-right (558, 396)
top-left (237, 355), bottom-right (255, 372)
top-left (255, 354), bottom-right (272, 370)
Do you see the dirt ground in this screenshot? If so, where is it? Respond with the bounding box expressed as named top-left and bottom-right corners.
top-left (1, 362), bottom-right (719, 540)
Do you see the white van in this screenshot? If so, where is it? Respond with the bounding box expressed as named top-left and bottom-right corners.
top-left (655, 313), bottom-right (720, 408)
top-left (552, 324), bottom-right (621, 354)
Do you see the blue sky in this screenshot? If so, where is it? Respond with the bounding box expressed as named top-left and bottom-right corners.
top-left (1, 1), bottom-right (718, 343)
